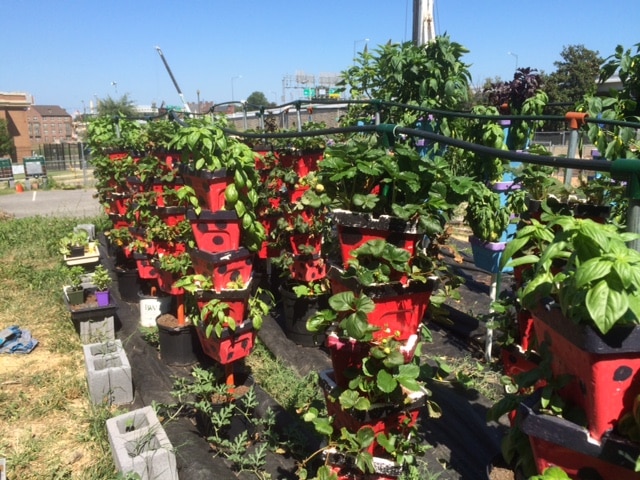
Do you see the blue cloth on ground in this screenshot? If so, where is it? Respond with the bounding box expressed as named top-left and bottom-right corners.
top-left (0, 325), bottom-right (38, 354)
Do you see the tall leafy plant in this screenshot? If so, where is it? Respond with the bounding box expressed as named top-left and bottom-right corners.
top-left (484, 67), bottom-right (548, 151)
top-left (339, 36), bottom-right (471, 129)
top-left (581, 43), bottom-right (640, 160)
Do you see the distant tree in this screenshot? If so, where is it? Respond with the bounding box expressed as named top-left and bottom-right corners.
top-left (469, 76), bottom-right (504, 107)
top-left (544, 45), bottom-right (603, 129)
top-left (96, 94), bottom-right (137, 118)
top-left (245, 91), bottom-right (273, 111)
top-left (0, 119), bottom-right (13, 157)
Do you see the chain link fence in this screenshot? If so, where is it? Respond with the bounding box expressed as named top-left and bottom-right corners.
top-left (34, 143), bottom-right (88, 172)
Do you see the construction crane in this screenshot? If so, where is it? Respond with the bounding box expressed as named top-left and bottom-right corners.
top-left (155, 46), bottom-right (192, 113)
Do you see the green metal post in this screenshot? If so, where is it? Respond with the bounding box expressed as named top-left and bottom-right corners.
top-left (611, 158), bottom-right (640, 251)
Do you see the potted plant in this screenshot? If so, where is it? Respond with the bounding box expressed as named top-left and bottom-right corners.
top-left (59, 230), bottom-right (90, 258)
top-left (465, 181), bottom-right (526, 273)
top-left (169, 116), bottom-right (266, 253)
top-left (493, 213), bottom-right (640, 477)
top-left (318, 135), bottom-right (457, 266)
top-left (299, 331), bottom-right (432, 478)
top-left (278, 277), bottom-right (332, 347)
top-left (172, 272), bottom-right (273, 364)
top-left (484, 67), bottom-right (548, 151)
top-left (64, 265), bottom-right (87, 306)
top-left (153, 251), bottom-right (193, 296)
top-left (92, 265), bottom-right (113, 307)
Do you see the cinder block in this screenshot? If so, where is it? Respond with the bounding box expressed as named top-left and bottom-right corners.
top-left (74, 314), bottom-right (115, 344)
top-left (106, 406), bottom-right (178, 480)
top-left (83, 340), bottom-right (133, 405)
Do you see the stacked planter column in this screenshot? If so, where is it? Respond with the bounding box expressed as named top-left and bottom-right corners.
top-left (180, 164), bottom-right (255, 367)
top-left (321, 211), bottom-right (435, 477)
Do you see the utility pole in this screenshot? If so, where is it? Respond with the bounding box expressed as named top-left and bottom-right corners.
top-left (412, 0), bottom-right (436, 45)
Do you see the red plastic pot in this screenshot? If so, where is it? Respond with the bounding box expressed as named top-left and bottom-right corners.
top-left (328, 267), bottom-right (435, 342)
top-left (320, 370), bottom-right (425, 458)
top-left (186, 209), bottom-right (241, 254)
top-left (153, 206), bottom-right (186, 227)
top-left (325, 333), bottom-right (371, 389)
top-left (133, 253), bottom-right (160, 280)
top-left (151, 179), bottom-right (184, 208)
top-left (289, 233), bottom-right (322, 256)
top-left (156, 269), bottom-right (184, 296)
top-left (531, 304), bottom-right (640, 441)
top-left (179, 165), bottom-right (232, 212)
top-left (292, 150), bottom-right (323, 177)
top-left (289, 255), bottom-right (326, 283)
top-left (289, 185), bottom-right (309, 204)
top-left (333, 210), bottom-right (423, 268)
top-left (195, 320), bottom-right (255, 365)
top-left (189, 248), bottom-right (254, 292)
top-left (519, 393), bottom-right (640, 479)
top-left (195, 281), bottom-right (252, 324)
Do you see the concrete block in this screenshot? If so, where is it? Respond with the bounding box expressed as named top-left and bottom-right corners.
top-left (74, 314), bottom-right (115, 344)
top-left (106, 406), bottom-right (178, 480)
top-left (83, 340), bottom-right (133, 405)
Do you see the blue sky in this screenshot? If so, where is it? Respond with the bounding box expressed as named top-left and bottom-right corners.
top-left (2, 1), bottom-right (638, 116)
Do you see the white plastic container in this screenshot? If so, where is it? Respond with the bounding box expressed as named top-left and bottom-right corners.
top-left (139, 293), bottom-right (172, 328)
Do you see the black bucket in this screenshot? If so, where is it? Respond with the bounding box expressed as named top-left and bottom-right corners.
top-left (279, 285), bottom-right (327, 347)
top-left (115, 267), bottom-right (141, 303)
top-left (157, 317), bottom-right (198, 366)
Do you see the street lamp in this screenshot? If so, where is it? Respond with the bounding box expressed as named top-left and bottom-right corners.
top-left (111, 81), bottom-right (118, 94)
top-left (507, 51), bottom-right (519, 71)
top-left (197, 89), bottom-right (201, 114)
top-left (231, 75), bottom-right (242, 102)
top-left (353, 38), bottom-right (369, 61)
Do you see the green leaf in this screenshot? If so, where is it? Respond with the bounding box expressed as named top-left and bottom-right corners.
top-left (586, 280), bottom-right (628, 334)
top-left (376, 369), bottom-right (397, 393)
top-left (355, 426), bottom-right (376, 448)
top-left (574, 258), bottom-right (612, 288)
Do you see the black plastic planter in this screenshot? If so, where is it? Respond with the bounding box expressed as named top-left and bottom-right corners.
top-left (115, 266), bottom-right (141, 303)
top-left (157, 318), bottom-right (198, 366)
top-left (278, 284), bottom-right (328, 347)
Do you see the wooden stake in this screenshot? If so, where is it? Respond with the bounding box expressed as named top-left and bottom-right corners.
top-left (225, 363), bottom-right (235, 393)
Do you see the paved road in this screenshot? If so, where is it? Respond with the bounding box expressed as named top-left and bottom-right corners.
top-left (0, 188), bottom-right (102, 219)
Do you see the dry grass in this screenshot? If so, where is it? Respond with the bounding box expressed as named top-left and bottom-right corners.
top-left (0, 214), bottom-right (119, 479)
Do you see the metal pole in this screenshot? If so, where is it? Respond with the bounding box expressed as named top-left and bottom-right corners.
top-left (564, 113), bottom-right (589, 186)
top-left (628, 201), bottom-right (640, 252)
top-left (80, 141), bottom-right (87, 187)
top-left (243, 103), bottom-right (248, 131)
top-left (485, 272), bottom-right (499, 362)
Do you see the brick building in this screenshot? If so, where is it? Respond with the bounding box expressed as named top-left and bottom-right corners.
top-left (0, 92), bottom-right (32, 163)
top-left (28, 105), bottom-right (73, 145)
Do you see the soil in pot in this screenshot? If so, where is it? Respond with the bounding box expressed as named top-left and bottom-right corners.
top-left (67, 291), bottom-right (102, 310)
top-left (487, 454), bottom-right (522, 480)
